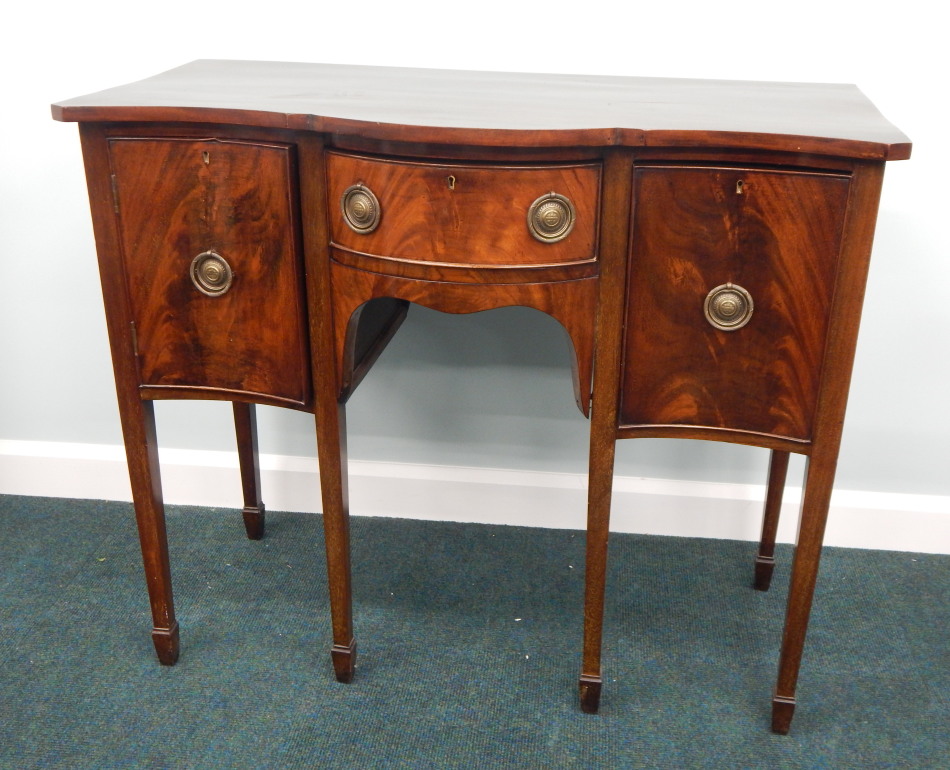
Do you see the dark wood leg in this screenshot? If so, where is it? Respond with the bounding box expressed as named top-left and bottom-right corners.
top-left (769, 161), bottom-right (886, 733)
top-left (578, 150), bottom-right (633, 713)
top-left (233, 402), bottom-right (265, 540)
top-left (121, 399), bottom-right (180, 665)
top-left (579, 427), bottom-right (617, 714)
top-left (771, 454), bottom-right (835, 734)
top-left (78, 125), bottom-right (180, 665)
top-left (297, 134), bottom-right (357, 683)
top-left (316, 400), bottom-right (356, 682)
top-left (755, 450), bottom-right (790, 591)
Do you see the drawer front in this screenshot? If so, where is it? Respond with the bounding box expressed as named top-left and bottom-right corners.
top-left (326, 152), bottom-right (600, 267)
top-left (620, 165), bottom-right (851, 442)
top-left (109, 137), bottom-right (310, 406)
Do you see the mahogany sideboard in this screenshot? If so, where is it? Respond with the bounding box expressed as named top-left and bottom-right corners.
top-left (52, 60), bottom-right (910, 734)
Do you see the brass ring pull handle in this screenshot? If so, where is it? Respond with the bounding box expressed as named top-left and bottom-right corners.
top-left (704, 282), bottom-right (754, 331)
top-left (190, 251), bottom-right (233, 297)
top-left (341, 183), bottom-right (381, 234)
top-left (527, 192), bottom-right (576, 243)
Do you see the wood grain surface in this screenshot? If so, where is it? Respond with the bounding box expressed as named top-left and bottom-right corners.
top-left (52, 60), bottom-right (911, 160)
top-left (327, 152), bottom-right (600, 268)
top-left (109, 137), bottom-right (311, 406)
top-left (620, 165), bottom-right (852, 442)
top-left (329, 260), bottom-right (598, 415)
top-left (58, 63), bottom-right (908, 734)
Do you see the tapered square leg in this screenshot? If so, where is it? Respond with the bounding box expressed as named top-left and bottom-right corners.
top-left (233, 402), bottom-right (266, 540)
top-left (79, 125), bottom-right (181, 667)
top-left (121, 400), bottom-right (179, 666)
top-left (578, 150), bottom-right (634, 715)
top-left (315, 399), bottom-right (357, 683)
top-left (579, 438), bottom-right (613, 714)
top-left (298, 134), bottom-right (360, 685)
top-left (772, 453), bottom-right (837, 735)
top-left (768, 161), bottom-right (887, 733)
top-left (754, 450), bottom-right (790, 591)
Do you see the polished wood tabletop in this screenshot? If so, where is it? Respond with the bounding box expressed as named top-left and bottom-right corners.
top-left (53, 59), bottom-right (910, 157)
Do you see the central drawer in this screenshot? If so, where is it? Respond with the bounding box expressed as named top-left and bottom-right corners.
top-left (326, 151), bottom-right (601, 268)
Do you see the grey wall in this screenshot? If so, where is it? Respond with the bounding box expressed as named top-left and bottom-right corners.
top-left (1, 2), bottom-right (947, 498)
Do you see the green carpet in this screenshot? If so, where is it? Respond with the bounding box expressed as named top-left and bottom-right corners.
top-left (0, 495), bottom-right (946, 768)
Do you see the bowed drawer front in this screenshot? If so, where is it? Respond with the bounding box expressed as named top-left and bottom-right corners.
top-left (620, 165), bottom-right (852, 443)
top-left (326, 151), bottom-right (601, 269)
top-left (108, 137), bottom-right (311, 407)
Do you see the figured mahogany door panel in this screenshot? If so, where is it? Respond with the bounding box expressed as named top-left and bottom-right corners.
top-left (620, 165), bottom-right (851, 443)
top-left (326, 152), bottom-right (600, 269)
top-left (109, 137), bottom-right (311, 407)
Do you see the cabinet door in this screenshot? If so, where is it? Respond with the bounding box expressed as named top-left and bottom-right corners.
top-left (620, 166), bottom-right (851, 443)
top-left (109, 137), bottom-right (310, 407)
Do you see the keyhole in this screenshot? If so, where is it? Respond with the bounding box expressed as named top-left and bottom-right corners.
top-left (202, 151), bottom-right (210, 165)
top-left (736, 180), bottom-right (744, 194)
top-left (447, 175), bottom-right (456, 190)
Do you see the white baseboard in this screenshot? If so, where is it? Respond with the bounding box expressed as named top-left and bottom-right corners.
top-left (1, 439), bottom-right (948, 554)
